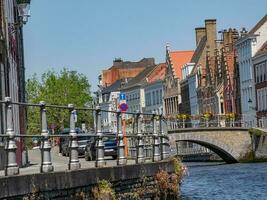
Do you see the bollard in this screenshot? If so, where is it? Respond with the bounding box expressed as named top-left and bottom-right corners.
top-left (160, 115), bottom-right (169, 160)
top-left (95, 106), bottom-right (105, 167)
top-left (152, 114), bottom-right (161, 162)
top-left (4, 97), bottom-right (19, 176)
top-left (68, 104), bottom-right (80, 170)
top-left (40, 101), bottom-right (54, 173)
top-left (117, 111), bottom-right (126, 165)
top-left (136, 112), bottom-right (144, 164)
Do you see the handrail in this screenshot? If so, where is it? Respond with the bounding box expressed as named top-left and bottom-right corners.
top-left (0, 99), bottom-right (162, 117)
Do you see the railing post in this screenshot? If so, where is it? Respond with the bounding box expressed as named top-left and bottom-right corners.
top-left (160, 115), bottom-right (169, 160)
top-left (68, 104), bottom-right (80, 170)
top-left (39, 101), bottom-right (54, 173)
top-left (95, 106), bottom-right (105, 167)
top-left (136, 112), bottom-right (144, 164)
top-left (152, 114), bottom-right (161, 162)
top-left (117, 111), bottom-right (126, 165)
top-left (4, 97), bottom-right (19, 176)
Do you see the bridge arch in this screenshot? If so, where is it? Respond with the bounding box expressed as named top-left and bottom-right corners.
top-left (177, 139), bottom-right (237, 163)
top-left (168, 128), bottom-right (252, 163)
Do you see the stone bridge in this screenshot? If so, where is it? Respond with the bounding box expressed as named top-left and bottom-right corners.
top-left (168, 127), bottom-right (252, 163)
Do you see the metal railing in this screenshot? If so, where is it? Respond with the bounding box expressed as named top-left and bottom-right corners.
top-left (166, 117), bottom-right (260, 130)
top-left (0, 97), bottom-right (170, 176)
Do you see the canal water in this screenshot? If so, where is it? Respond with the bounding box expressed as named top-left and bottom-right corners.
top-left (180, 162), bottom-right (267, 200)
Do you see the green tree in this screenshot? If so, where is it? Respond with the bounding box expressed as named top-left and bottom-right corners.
top-left (26, 69), bottom-right (93, 135)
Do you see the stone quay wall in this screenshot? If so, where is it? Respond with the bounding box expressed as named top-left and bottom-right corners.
top-left (0, 160), bottom-right (175, 199)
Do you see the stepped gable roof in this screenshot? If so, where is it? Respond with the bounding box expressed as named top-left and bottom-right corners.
top-left (120, 66), bottom-right (156, 90)
top-left (190, 36), bottom-right (207, 75)
top-left (248, 14), bottom-right (267, 35)
top-left (255, 41), bottom-right (267, 57)
top-left (169, 50), bottom-right (194, 79)
top-left (102, 79), bottom-right (122, 94)
top-left (191, 36), bottom-right (207, 63)
top-left (147, 63), bottom-right (166, 83)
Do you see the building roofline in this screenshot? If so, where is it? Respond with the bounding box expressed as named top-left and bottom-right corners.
top-left (248, 14), bottom-right (267, 35)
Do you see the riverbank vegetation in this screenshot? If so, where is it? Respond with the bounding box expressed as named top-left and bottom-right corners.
top-left (21, 158), bottom-right (185, 200)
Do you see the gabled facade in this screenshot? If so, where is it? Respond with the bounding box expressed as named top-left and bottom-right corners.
top-left (193, 19), bottom-right (218, 115)
top-left (120, 66), bottom-right (156, 114)
top-left (236, 14), bottom-right (267, 127)
top-left (164, 45), bottom-right (194, 118)
top-left (181, 20), bottom-right (219, 120)
top-left (201, 28), bottom-right (240, 116)
top-left (187, 19), bottom-right (241, 121)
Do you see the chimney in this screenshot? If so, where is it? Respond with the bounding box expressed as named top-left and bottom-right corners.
top-left (195, 27), bottom-right (206, 46)
top-left (205, 19), bottom-right (217, 51)
top-left (240, 27), bottom-right (248, 37)
top-left (113, 58), bottom-right (123, 67)
top-left (223, 29), bottom-right (230, 46)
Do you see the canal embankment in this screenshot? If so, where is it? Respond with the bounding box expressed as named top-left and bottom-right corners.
top-left (0, 158), bottom-right (185, 199)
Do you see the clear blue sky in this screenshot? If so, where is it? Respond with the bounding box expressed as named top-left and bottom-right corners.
top-left (24, 0), bottom-right (267, 92)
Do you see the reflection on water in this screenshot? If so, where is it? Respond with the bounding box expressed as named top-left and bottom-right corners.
top-left (180, 162), bottom-right (267, 200)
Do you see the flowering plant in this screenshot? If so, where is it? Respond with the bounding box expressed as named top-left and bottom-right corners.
top-left (226, 112), bottom-right (236, 120)
top-left (125, 118), bottom-right (134, 125)
top-left (176, 113), bottom-right (189, 120)
top-left (202, 112), bottom-right (212, 121)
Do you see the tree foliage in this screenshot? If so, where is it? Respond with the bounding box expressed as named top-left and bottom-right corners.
top-left (26, 69), bottom-right (93, 134)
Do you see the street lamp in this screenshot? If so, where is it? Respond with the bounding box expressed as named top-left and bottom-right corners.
top-left (17, 0), bottom-right (31, 24)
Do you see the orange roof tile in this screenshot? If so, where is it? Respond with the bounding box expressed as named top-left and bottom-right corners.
top-left (169, 51), bottom-right (194, 79)
top-left (147, 63), bottom-right (166, 83)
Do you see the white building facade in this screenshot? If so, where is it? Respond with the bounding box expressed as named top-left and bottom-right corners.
top-left (181, 63), bottom-right (200, 125)
top-left (236, 15), bottom-right (267, 127)
top-left (125, 87), bottom-right (144, 114)
top-left (100, 91), bottom-right (120, 133)
top-left (144, 80), bottom-right (164, 114)
top-left (253, 43), bottom-right (267, 127)
top-left (188, 74), bottom-right (199, 116)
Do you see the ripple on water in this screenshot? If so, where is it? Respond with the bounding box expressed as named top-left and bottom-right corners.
top-left (180, 162), bottom-right (267, 200)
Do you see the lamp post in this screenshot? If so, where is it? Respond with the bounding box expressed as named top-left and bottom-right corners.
top-left (17, 0), bottom-right (31, 24)
top-left (15, 0), bottom-right (31, 167)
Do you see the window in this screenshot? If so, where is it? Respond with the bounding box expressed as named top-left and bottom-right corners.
top-left (256, 65), bottom-right (259, 83)
top-left (258, 90), bottom-right (261, 111)
top-left (260, 64), bottom-right (263, 82)
top-left (264, 63), bottom-right (266, 81)
top-left (148, 93), bottom-right (151, 106)
top-left (152, 91), bottom-right (155, 105)
top-left (156, 90), bottom-right (159, 104)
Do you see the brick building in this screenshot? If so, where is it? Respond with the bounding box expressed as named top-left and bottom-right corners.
top-left (179, 19), bottom-right (219, 119)
top-left (101, 58), bottom-right (155, 88)
top-left (200, 29), bottom-right (240, 116)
